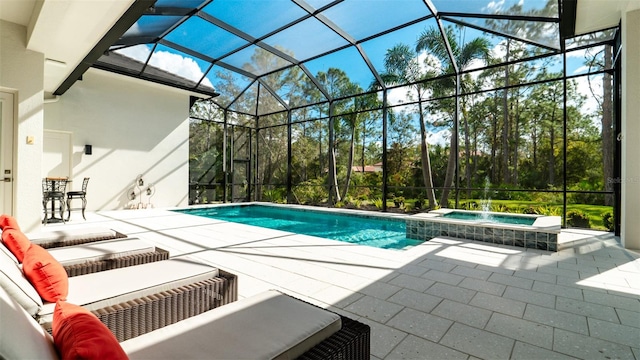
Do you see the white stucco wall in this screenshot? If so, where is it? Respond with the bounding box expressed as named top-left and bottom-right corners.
top-left (621, 9), bottom-right (640, 251)
top-left (0, 20), bottom-right (45, 231)
top-left (44, 68), bottom-right (191, 212)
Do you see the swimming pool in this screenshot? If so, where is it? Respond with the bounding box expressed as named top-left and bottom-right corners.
top-left (174, 204), bottom-right (422, 250)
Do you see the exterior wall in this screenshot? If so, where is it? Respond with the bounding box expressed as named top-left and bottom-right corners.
top-left (0, 20), bottom-right (45, 231)
top-left (44, 68), bottom-right (190, 212)
top-left (621, 9), bottom-right (640, 251)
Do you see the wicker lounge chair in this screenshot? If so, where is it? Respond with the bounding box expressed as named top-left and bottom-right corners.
top-left (25, 226), bottom-right (127, 249)
top-left (0, 247), bottom-right (237, 342)
top-left (0, 286), bottom-right (369, 360)
top-left (121, 290), bottom-right (371, 360)
top-left (1, 234), bottom-right (169, 277)
top-left (46, 237), bottom-right (170, 276)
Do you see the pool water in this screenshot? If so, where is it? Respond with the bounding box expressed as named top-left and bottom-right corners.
top-left (174, 205), bottom-right (422, 250)
top-left (443, 210), bottom-right (536, 225)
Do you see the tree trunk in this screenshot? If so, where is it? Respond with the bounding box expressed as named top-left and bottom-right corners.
top-left (513, 96), bottom-right (520, 185)
top-left (548, 105), bottom-right (556, 186)
top-left (491, 95), bottom-right (498, 183)
top-left (341, 120), bottom-right (356, 200)
top-left (463, 99), bottom-right (472, 199)
top-left (602, 44), bottom-right (614, 206)
top-left (501, 40), bottom-right (511, 185)
top-left (440, 134), bottom-right (457, 207)
top-left (418, 97), bottom-right (437, 208)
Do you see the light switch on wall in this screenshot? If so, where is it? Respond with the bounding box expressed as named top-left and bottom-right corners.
top-left (26, 136), bottom-right (34, 145)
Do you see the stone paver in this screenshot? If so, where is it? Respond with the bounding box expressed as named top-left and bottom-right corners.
top-left (421, 269), bottom-right (465, 286)
top-left (431, 299), bottom-right (492, 329)
top-left (469, 292), bottom-right (526, 318)
top-left (440, 323), bottom-right (515, 360)
top-left (513, 269), bottom-right (557, 284)
top-left (511, 341), bottom-right (579, 360)
top-left (425, 282), bottom-right (477, 304)
top-left (523, 304), bottom-right (589, 335)
top-left (616, 308), bottom-right (640, 328)
top-left (583, 289), bottom-right (640, 312)
top-left (386, 308), bottom-right (453, 342)
top-left (587, 317), bottom-right (640, 348)
top-left (553, 328), bottom-right (636, 360)
top-left (450, 265), bottom-right (492, 280)
top-left (458, 277), bottom-right (506, 296)
top-left (485, 312), bottom-right (554, 349)
top-left (386, 335), bottom-right (468, 360)
top-left (503, 286), bottom-right (556, 308)
top-left (532, 281), bottom-right (584, 300)
top-left (357, 318), bottom-right (408, 359)
top-left (344, 295), bottom-right (404, 323)
top-left (555, 296), bottom-right (620, 323)
top-left (388, 273), bottom-right (435, 292)
top-left (387, 288), bottom-right (443, 313)
top-left (488, 272), bottom-right (534, 289)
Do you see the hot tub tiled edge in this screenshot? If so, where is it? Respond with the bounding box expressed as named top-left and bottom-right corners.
top-left (406, 210), bottom-right (561, 251)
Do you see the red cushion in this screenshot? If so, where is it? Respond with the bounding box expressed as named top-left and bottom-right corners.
top-left (1, 229), bottom-right (31, 262)
top-left (52, 301), bottom-right (128, 360)
top-left (0, 214), bottom-right (20, 231)
top-left (22, 244), bottom-right (68, 302)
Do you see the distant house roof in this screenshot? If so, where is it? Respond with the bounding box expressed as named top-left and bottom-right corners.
top-left (352, 164), bottom-right (382, 173)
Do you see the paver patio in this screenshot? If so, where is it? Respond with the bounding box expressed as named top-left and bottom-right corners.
top-left (43, 208), bottom-right (640, 359)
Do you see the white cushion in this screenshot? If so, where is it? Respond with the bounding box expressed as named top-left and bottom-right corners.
top-left (0, 286), bottom-right (58, 360)
top-left (0, 248), bottom-right (43, 316)
top-left (122, 290), bottom-right (342, 360)
top-left (47, 237), bottom-right (155, 266)
top-left (38, 258), bottom-right (219, 324)
top-left (0, 240), bottom-right (19, 264)
top-left (27, 227), bottom-right (118, 246)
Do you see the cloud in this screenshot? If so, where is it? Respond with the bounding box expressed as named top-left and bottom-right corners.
top-left (116, 45), bottom-right (214, 88)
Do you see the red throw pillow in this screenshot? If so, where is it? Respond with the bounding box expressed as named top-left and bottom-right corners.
top-left (1, 229), bottom-right (31, 262)
top-left (22, 244), bottom-right (68, 302)
top-left (52, 301), bottom-right (128, 360)
top-left (0, 214), bottom-right (20, 231)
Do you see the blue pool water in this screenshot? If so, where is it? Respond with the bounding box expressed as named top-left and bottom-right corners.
top-left (174, 205), bottom-right (422, 250)
top-left (443, 210), bottom-right (536, 225)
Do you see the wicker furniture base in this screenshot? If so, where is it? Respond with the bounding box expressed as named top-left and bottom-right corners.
top-left (286, 299), bottom-right (370, 360)
top-left (38, 231), bottom-right (128, 249)
top-left (64, 247), bottom-right (170, 277)
top-left (299, 316), bottom-right (370, 360)
top-left (43, 269), bottom-right (238, 342)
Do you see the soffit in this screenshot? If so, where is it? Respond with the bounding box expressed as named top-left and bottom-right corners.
top-left (0, 0), bottom-right (134, 94)
top-left (575, 0), bottom-right (640, 35)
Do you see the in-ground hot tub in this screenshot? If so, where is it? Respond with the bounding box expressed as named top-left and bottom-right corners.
top-left (406, 209), bottom-right (561, 251)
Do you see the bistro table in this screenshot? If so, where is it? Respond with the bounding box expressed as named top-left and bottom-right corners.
top-left (43, 177), bottom-right (70, 224)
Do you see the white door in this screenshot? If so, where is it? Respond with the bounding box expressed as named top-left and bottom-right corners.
top-left (43, 130), bottom-right (72, 179)
top-left (0, 92), bottom-right (15, 215)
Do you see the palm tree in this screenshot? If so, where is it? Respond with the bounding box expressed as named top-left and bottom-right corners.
top-left (379, 43), bottom-right (438, 209)
top-left (416, 26), bottom-right (490, 206)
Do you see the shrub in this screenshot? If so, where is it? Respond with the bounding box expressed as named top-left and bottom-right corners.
top-left (566, 210), bottom-right (590, 228)
top-left (602, 211), bottom-right (615, 232)
top-left (372, 198), bottom-right (384, 209)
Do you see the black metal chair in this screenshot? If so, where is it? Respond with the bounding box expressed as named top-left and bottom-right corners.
top-left (42, 178), bottom-right (68, 224)
top-left (66, 177), bottom-right (90, 221)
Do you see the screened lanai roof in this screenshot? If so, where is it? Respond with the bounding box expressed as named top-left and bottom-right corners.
top-left (67, 0), bottom-right (615, 117)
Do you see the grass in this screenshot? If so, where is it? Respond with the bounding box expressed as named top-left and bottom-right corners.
top-left (462, 199), bottom-right (612, 230)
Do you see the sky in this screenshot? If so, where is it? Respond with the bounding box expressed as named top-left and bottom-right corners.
top-left (114, 0), bottom-right (607, 146)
